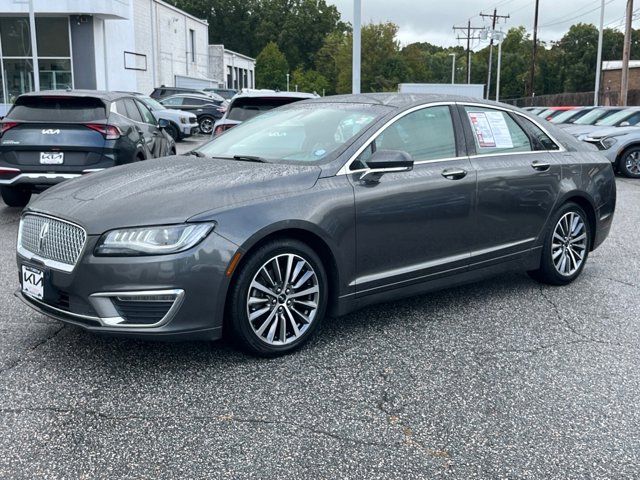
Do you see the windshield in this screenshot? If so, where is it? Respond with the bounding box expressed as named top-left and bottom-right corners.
top-left (196, 104), bottom-right (381, 163)
top-left (227, 97), bottom-right (308, 122)
top-left (597, 109), bottom-right (640, 126)
top-left (574, 108), bottom-right (616, 125)
top-left (550, 109), bottom-right (584, 123)
top-left (140, 96), bottom-right (165, 111)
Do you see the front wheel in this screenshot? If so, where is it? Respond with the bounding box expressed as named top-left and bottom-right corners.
top-left (198, 116), bottom-right (215, 135)
top-left (164, 123), bottom-right (180, 142)
top-left (227, 239), bottom-right (328, 356)
top-left (618, 147), bottom-right (640, 178)
top-left (528, 202), bottom-right (590, 285)
top-left (1, 186), bottom-right (31, 207)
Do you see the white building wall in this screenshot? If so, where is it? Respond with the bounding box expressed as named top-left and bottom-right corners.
top-left (209, 45), bottom-right (255, 89)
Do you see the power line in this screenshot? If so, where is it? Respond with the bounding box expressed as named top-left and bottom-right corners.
top-left (453, 21), bottom-right (485, 84)
top-left (480, 9), bottom-right (510, 99)
top-left (540, 0), bottom-right (616, 28)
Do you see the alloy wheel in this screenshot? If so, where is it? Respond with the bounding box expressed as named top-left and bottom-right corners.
top-left (625, 151), bottom-right (640, 176)
top-left (246, 253), bottom-right (320, 345)
top-left (199, 118), bottom-right (214, 134)
top-left (551, 211), bottom-right (588, 276)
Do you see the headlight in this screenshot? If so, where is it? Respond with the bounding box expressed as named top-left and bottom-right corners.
top-left (180, 116), bottom-right (187, 124)
top-left (601, 137), bottom-right (618, 149)
top-left (95, 223), bottom-right (214, 256)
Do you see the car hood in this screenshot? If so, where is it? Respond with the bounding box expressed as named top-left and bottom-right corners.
top-left (579, 126), bottom-right (640, 139)
top-left (562, 124), bottom-right (608, 137)
top-left (155, 107), bottom-right (196, 118)
top-left (27, 156), bottom-right (321, 235)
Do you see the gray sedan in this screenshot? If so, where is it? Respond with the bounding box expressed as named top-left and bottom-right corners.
top-left (14, 94), bottom-right (616, 356)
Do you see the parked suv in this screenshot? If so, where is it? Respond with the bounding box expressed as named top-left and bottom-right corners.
top-left (160, 93), bottom-right (226, 134)
top-left (133, 94), bottom-right (198, 141)
top-left (0, 90), bottom-right (176, 207)
top-left (212, 90), bottom-right (318, 136)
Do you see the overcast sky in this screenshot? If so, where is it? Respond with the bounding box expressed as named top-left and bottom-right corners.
top-left (327, 0), bottom-right (631, 50)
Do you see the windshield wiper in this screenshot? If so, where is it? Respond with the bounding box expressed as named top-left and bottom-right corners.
top-left (232, 155), bottom-right (268, 163)
top-left (186, 150), bottom-right (207, 158)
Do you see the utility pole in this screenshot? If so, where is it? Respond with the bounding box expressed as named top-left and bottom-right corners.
top-left (594, 0), bottom-right (605, 105)
top-left (352, 0), bottom-right (362, 94)
top-left (530, 0), bottom-right (540, 101)
top-left (621, 0), bottom-right (634, 106)
top-left (480, 9), bottom-right (509, 99)
top-left (28, 0), bottom-right (40, 92)
top-left (449, 53), bottom-right (456, 84)
top-left (453, 20), bottom-right (484, 84)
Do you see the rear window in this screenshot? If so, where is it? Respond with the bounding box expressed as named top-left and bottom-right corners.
top-left (227, 97), bottom-right (306, 122)
top-left (6, 96), bottom-right (106, 122)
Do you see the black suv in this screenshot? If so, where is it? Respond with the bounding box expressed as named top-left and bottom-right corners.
top-left (159, 93), bottom-right (226, 134)
top-left (0, 90), bottom-right (176, 207)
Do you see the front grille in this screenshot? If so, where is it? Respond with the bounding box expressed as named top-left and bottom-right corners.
top-left (19, 214), bottom-right (86, 269)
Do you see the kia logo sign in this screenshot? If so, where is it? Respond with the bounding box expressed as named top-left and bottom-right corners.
top-left (41, 129), bottom-right (60, 135)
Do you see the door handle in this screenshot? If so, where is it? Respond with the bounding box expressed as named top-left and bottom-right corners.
top-left (531, 160), bottom-right (551, 171)
top-left (441, 168), bottom-right (467, 180)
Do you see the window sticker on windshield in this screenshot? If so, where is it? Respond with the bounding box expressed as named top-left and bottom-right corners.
top-left (467, 111), bottom-right (514, 149)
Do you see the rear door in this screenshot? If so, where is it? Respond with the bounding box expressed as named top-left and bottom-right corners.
top-left (121, 98), bottom-right (155, 159)
top-left (0, 96), bottom-right (108, 171)
top-left (458, 104), bottom-right (562, 267)
top-left (134, 99), bottom-right (164, 157)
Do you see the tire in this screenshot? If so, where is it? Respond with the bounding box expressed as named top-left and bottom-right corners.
top-left (1, 186), bottom-right (31, 207)
top-left (165, 123), bottom-right (180, 142)
top-left (198, 116), bottom-right (215, 135)
top-left (617, 146), bottom-right (640, 178)
top-left (528, 202), bottom-right (591, 286)
top-left (227, 239), bottom-right (328, 357)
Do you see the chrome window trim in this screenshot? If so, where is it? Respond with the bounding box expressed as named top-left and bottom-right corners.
top-left (17, 212), bottom-right (88, 273)
top-left (336, 102), bottom-right (459, 175)
top-left (460, 101), bottom-right (566, 154)
top-left (335, 100), bottom-right (566, 175)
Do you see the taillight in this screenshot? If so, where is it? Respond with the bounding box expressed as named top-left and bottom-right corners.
top-left (85, 123), bottom-right (121, 140)
top-left (0, 121), bottom-right (19, 136)
top-left (0, 167), bottom-right (20, 179)
top-left (214, 124), bottom-right (235, 136)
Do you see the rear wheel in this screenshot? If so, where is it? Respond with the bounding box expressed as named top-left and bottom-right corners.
top-left (528, 202), bottom-right (590, 285)
top-left (198, 116), bottom-right (215, 135)
top-left (227, 239), bottom-right (328, 356)
top-left (618, 147), bottom-right (640, 178)
top-left (1, 186), bottom-right (31, 207)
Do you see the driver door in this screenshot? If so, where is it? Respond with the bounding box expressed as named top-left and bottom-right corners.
top-left (348, 105), bottom-right (477, 296)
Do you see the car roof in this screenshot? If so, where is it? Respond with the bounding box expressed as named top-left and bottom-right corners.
top-left (163, 93), bottom-right (216, 99)
top-left (19, 89), bottom-right (131, 102)
top-left (299, 93), bottom-right (521, 110)
top-left (234, 89), bottom-right (318, 99)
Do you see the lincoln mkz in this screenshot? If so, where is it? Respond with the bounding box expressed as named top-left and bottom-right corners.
top-left (14, 94), bottom-right (616, 356)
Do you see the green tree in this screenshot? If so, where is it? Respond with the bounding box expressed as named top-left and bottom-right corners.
top-left (291, 67), bottom-right (329, 94)
top-left (255, 42), bottom-right (289, 90)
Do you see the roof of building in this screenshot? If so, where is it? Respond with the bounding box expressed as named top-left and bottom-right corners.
top-left (602, 60), bottom-right (640, 71)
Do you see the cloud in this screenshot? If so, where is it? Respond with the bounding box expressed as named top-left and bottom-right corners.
top-left (327, 0), bottom-right (629, 48)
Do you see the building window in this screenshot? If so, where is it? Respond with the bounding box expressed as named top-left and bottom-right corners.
top-left (227, 66), bottom-right (232, 89)
top-left (0, 16), bottom-right (72, 103)
top-left (249, 70), bottom-right (253, 88)
top-left (189, 29), bottom-right (195, 63)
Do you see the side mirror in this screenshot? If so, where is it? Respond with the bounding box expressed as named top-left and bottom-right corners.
top-left (360, 149), bottom-right (413, 182)
top-left (157, 118), bottom-right (170, 129)
top-left (619, 121), bottom-right (631, 127)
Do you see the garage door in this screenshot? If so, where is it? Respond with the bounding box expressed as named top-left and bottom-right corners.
top-left (174, 75), bottom-right (216, 89)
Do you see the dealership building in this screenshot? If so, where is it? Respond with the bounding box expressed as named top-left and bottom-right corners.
top-left (0, 0), bottom-right (255, 112)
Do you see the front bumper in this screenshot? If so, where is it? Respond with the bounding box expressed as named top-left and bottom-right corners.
top-left (16, 230), bottom-right (239, 341)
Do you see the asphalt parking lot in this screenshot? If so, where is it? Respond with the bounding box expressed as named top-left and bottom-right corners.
top-left (1, 167), bottom-right (639, 478)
